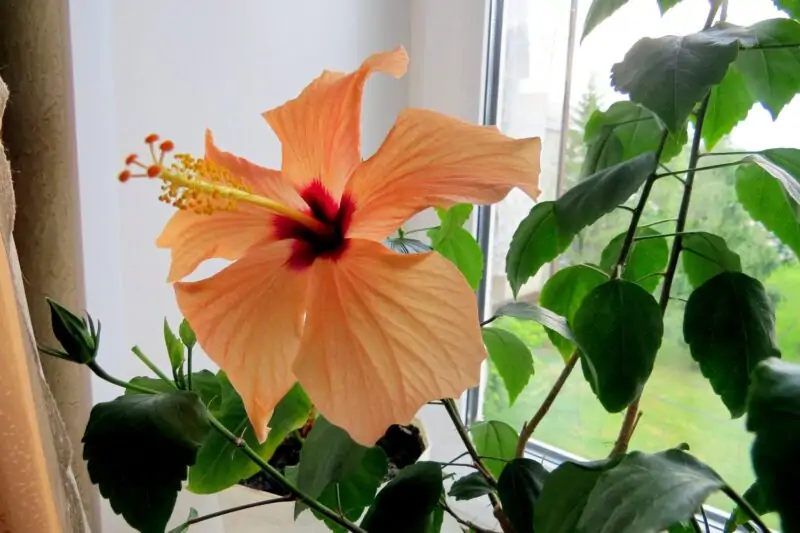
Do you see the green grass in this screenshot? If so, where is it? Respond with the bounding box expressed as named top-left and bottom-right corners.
top-left (482, 319), bottom-right (778, 527)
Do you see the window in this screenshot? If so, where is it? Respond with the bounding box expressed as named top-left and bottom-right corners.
top-left (476, 0), bottom-right (799, 525)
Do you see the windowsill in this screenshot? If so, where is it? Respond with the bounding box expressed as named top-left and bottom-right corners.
top-left (524, 439), bottom-right (766, 533)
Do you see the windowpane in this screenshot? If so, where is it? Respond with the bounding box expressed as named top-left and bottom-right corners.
top-left (483, 0), bottom-right (798, 522)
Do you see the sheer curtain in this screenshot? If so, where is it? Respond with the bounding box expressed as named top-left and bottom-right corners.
top-left (0, 0), bottom-right (93, 527)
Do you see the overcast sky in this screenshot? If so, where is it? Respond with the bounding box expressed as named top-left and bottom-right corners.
top-left (571, 0), bottom-right (798, 150)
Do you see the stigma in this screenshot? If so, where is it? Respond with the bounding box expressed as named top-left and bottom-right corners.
top-left (118, 134), bottom-right (327, 232)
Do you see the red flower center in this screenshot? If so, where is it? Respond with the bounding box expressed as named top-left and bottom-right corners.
top-left (274, 181), bottom-right (354, 270)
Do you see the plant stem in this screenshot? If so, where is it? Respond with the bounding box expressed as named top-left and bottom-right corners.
top-left (442, 451), bottom-right (470, 467)
top-left (700, 506), bottom-right (711, 533)
top-left (722, 486), bottom-right (771, 532)
top-left (611, 3), bottom-right (720, 457)
top-left (440, 501), bottom-right (500, 533)
top-left (442, 399), bottom-right (497, 487)
top-left (634, 272), bottom-right (665, 285)
top-left (481, 315), bottom-right (498, 327)
top-left (640, 218), bottom-right (678, 229)
top-left (88, 362), bottom-right (362, 532)
top-left (658, 93), bottom-right (711, 311)
top-left (699, 150), bottom-right (757, 159)
top-left (404, 226), bottom-right (438, 235)
top-left (634, 231), bottom-right (699, 241)
top-left (441, 462), bottom-right (482, 470)
top-left (611, 134), bottom-right (670, 278)
top-left (181, 495), bottom-right (293, 528)
top-left (655, 160), bottom-right (744, 177)
top-left (441, 399), bottom-right (516, 533)
top-left (186, 345), bottom-right (193, 390)
top-left (690, 517), bottom-right (703, 533)
top-left (131, 345), bottom-right (175, 386)
top-left (88, 361), bottom-right (161, 395)
top-left (744, 42), bottom-right (800, 50)
top-left (515, 352), bottom-right (578, 457)
top-left (206, 414), bottom-right (367, 533)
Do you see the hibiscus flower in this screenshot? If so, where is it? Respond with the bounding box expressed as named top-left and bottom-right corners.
top-left (123, 47), bottom-right (541, 445)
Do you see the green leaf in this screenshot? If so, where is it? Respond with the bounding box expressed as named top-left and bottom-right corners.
top-left (295, 416), bottom-right (375, 512)
top-left (426, 505), bottom-right (444, 533)
top-left (581, 101), bottom-right (686, 177)
top-left (497, 458), bottom-right (549, 533)
top-left (554, 152), bottom-right (657, 235)
top-left (434, 203), bottom-right (473, 242)
top-left (429, 226), bottom-right (484, 289)
top-left (361, 462), bottom-right (444, 533)
top-left (167, 508), bottom-right (199, 533)
top-left (264, 382), bottom-right (312, 455)
top-left (448, 472), bottom-right (495, 501)
top-left (469, 420), bottom-right (517, 478)
top-left (539, 265), bottom-right (607, 361)
top-left (578, 449), bottom-right (724, 533)
top-left (482, 328), bottom-right (534, 405)
top-left (611, 31), bottom-right (740, 132)
top-left (309, 446), bottom-right (389, 531)
top-left (83, 392), bottom-right (210, 533)
top-left (188, 378), bottom-right (310, 494)
top-left (667, 521), bottom-right (698, 533)
top-left (736, 162), bottom-right (800, 259)
top-left (179, 319), bottom-right (196, 348)
top-left (746, 358), bottom-right (800, 531)
top-left (598, 228), bottom-right (669, 292)
top-left (385, 237), bottom-right (432, 254)
top-left (534, 460), bottom-right (615, 533)
top-left (126, 371), bottom-right (221, 409)
top-left (505, 201), bottom-right (574, 297)
top-left (581, 0), bottom-right (629, 41)
top-left (44, 298), bottom-right (98, 364)
top-left (773, 0), bottom-right (800, 18)
top-left (681, 232), bottom-right (743, 289)
top-left (494, 302), bottom-right (577, 348)
top-left (657, 0), bottom-right (684, 15)
top-left (735, 18), bottom-right (800, 118)
top-left (703, 65), bottom-right (754, 150)
top-left (164, 318), bottom-right (185, 374)
top-left (684, 272), bottom-right (781, 418)
top-left (581, 126), bottom-right (623, 179)
top-left (725, 482), bottom-right (775, 532)
top-left (572, 280), bottom-right (663, 413)
top-left (746, 148), bottom-right (800, 204)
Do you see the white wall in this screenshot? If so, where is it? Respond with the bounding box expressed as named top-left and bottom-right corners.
top-left (69, 0), bottom-right (496, 530)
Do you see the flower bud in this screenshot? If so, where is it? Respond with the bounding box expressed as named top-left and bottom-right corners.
top-left (41, 298), bottom-right (100, 364)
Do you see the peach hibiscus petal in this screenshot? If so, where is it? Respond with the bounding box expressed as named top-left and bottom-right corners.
top-left (156, 131), bottom-right (303, 281)
top-left (157, 209), bottom-right (280, 282)
top-left (205, 129), bottom-right (303, 208)
top-left (293, 238), bottom-right (485, 445)
top-left (263, 47), bottom-right (409, 197)
top-left (175, 240), bottom-right (309, 442)
top-left (345, 109), bottom-right (542, 241)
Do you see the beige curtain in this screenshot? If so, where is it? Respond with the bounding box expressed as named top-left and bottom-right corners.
top-left (0, 0), bottom-right (96, 531)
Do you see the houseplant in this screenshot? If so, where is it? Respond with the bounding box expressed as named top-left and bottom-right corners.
top-left (41, 0), bottom-right (800, 531)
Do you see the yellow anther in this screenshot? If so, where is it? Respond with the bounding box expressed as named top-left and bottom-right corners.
top-left (155, 154), bottom-right (327, 231)
top-left (119, 136), bottom-right (327, 233)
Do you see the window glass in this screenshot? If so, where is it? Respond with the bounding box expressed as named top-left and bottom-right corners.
top-left (483, 0), bottom-right (799, 519)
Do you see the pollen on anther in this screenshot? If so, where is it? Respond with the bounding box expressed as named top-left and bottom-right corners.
top-left (124, 154), bottom-right (138, 166)
top-left (145, 133), bottom-right (160, 144)
top-left (118, 170), bottom-right (131, 183)
top-left (146, 165), bottom-right (162, 178)
top-left (159, 140), bottom-right (174, 152)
